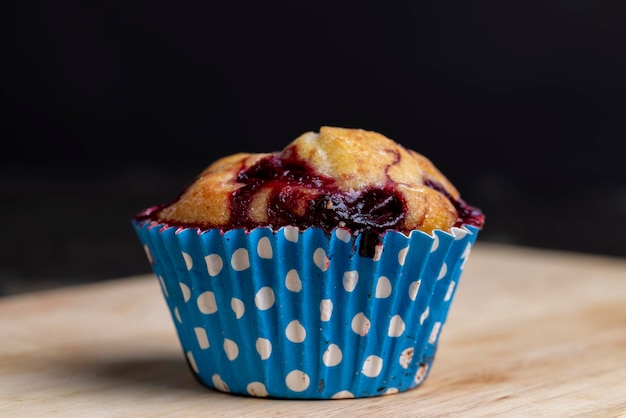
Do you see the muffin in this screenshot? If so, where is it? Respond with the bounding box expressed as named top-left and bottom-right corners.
top-left (133, 126), bottom-right (484, 399)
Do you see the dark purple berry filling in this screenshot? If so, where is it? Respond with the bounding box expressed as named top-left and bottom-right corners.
top-left (141, 154), bottom-right (485, 241)
top-left (231, 155), bottom-right (406, 233)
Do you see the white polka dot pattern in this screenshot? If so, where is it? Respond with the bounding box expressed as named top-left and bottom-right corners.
top-left (408, 280), bottom-right (421, 301)
top-left (320, 299), bottom-right (333, 321)
top-left (332, 390), bottom-right (354, 399)
top-left (388, 315), bottom-right (405, 337)
top-left (414, 363), bottom-right (430, 385)
top-left (335, 228), bottom-right (352, 243)
top-left (398, 246), bottom-right (409, 266)
top-left (362, 355), bottom-right (383, 377)
top-left (254, 287), bottom-right (275, 311)
top-left (313, 248), bottom-right (330, 271)
top-left (179, 282), bottom-right (190, 302)
top-left (256, 338), bottom-right (272, 360)
top-left (351, 312), bottom-right (371, 336)
top-left (375, 276), bottom-right (392, 298)
top-left (438, 263), bottom-right (448, 280)
top-left (224, 338), bottom-right (239, 360)
top-left (204, 254), bottom-right (223, 276)
top-left (285, 370), bottom-right (310, 392)
top-left (133, 222), bottom-right (480, 399)
top-left (420, 306), bottom-right (430, 325)
top-left (283, 226), bottom-right (299, 242)
top-left (430, 234), bottom-right (439, 252)
top-left (460, 242), bottom-right (472, 270)
top-left (257, 237), bottom-right (273, 259)
top-left (197, 291), bottom-right (218, 314)
top-left (342, 271), bottom-right (358, 292)
top-left (182, 251), bottom-right (193, 270)
top-left (231, 248), bottom-right (250, 271)
top-left (399, 347), bottom-right (413, 369)
top-left (285, 269), bottom-right (302, 292)
top-left (428, 322), bottom-right (442, 344)
top-left (323, 344), bottom-right (343, 367)
top-left (444, 281), bottom-right (456, 302)
top-left (247, 382), bottom-right (268, 397)
top-left (285, 320), bottom-right (306, 343)
top-left (231, 297), bottom-right (245, 319)
top-left (373, 244), bottom-right (383, 261)
top-left (212, 374), bottom-right (229, 392)
top-left (194, 327), bottom-right (210, 349)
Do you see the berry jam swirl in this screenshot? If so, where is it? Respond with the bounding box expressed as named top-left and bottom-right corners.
top-left (144, 152), bottom-right (484, 236)
top-left (232, 155), bottom-right (407, 233)
top-left (142, 127), bottom-right (485, 242)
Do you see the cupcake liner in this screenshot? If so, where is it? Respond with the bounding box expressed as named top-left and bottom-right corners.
top-left (133, 216), bottom-right (479, 399)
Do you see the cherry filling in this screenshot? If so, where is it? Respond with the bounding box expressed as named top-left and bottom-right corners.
top-left (231, 155), bottom-right (406, 234)
top-left (142, 154), bottom-right (485, 251)
top-left (236, 155), bottom-right (324, 188)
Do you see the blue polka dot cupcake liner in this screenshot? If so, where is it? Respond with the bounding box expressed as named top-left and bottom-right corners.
top-left (133, 217), bottom-right (479, 399)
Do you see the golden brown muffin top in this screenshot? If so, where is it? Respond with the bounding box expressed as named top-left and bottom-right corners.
top-left (152, 126), bottom-right (484, 235)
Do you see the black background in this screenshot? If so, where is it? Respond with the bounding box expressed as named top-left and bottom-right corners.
top-left (2, 1), bottom-right (626, 295)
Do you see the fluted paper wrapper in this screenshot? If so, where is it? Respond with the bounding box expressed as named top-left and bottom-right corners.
top-left (133, 217), bottom-right (479, 399)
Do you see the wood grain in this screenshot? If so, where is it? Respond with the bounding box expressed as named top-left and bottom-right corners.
top-left (1, 242), bottom-right (626, 417)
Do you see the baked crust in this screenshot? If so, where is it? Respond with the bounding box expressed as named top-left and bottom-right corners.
top-left (156, 127), bottom-right (482, 234)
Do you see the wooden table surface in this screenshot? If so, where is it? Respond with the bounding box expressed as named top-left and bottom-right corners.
top-left (2, 242), bottom-right (626, 417)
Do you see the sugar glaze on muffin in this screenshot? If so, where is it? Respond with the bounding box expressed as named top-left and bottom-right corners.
top-left (153, 126), bottom-right (484, 235)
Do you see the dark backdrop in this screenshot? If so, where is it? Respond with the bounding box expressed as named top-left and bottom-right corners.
top-left (2, 1), bottom-right (626, 295)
